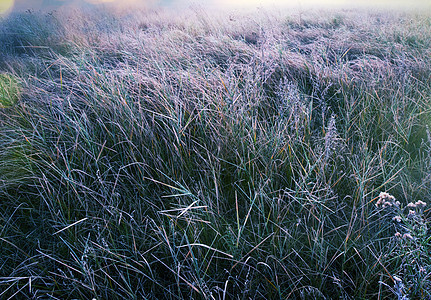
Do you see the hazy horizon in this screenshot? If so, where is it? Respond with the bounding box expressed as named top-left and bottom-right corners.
top-left (2, 0), bottom-right (431, 16)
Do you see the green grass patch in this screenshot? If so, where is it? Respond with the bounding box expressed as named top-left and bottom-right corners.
top-left (0, 73), bottom-right (20, 108)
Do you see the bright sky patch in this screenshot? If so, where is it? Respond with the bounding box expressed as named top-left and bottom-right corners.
top-left (0, 0), bottom-right (14, 16)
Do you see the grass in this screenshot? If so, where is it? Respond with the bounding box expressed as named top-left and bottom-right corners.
top-left (0, 73), bottom-right (20, 108)
top-left (0, 6), bottom-right (430, 299)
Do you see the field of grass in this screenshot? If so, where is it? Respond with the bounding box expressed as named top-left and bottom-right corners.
top-left (0, 6), bottom-right (430, 299)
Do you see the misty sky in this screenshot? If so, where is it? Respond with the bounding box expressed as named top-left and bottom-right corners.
top-left (2, 0), bottom-right (431, 15)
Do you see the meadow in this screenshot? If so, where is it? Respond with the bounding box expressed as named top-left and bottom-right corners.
top-left (0, 6), bottom-right (430, 299)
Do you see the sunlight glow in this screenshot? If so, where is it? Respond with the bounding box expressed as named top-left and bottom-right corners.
top-left (0, 0), bottom-right (14, 16)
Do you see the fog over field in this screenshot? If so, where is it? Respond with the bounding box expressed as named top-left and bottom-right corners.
top-left (3, 0), bottom-right (431, 14)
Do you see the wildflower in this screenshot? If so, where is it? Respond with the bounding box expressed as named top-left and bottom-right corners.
top-left (392, 216), bottom-right (402, 222)
top-left (376, 198), bottom-right (383, 207)
top-left (382, 202), bottom-right (393, 208)
top-left (408, 210), bottom-right (415, 217)
top-left (415, 200), bottom-right (426, 208)
top-left (407, 202), bottom-right (416, 208)
top-left (379, 192), bottom-right (396, 202)
top-left (403, 233), bottom-right (413, 240)
top-left (376, 192), bottom-right (398, 208)
top-left (395, 232), bottom-right (402, 238)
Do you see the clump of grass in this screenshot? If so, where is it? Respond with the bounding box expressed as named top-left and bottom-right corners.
top-left (0, 73), bottom-right (20, 107)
